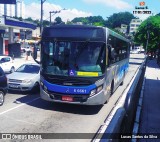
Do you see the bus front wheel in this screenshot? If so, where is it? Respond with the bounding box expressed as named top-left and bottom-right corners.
top-left (110, 81), bottom-right (114, 96)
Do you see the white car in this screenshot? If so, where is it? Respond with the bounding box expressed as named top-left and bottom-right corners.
top-left (7, 63), bottom-right (40, 92)
top-left (0, 56), bottom-right (15, 73)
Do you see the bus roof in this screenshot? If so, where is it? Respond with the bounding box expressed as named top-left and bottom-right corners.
top-left (42, 25), bottom-right (106, 42)
top-left (42, 25), bottom-right (129, 43)
top-left (106, 28), bottom-right (129, 42)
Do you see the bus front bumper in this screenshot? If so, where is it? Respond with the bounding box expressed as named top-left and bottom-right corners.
top-left (40, 88), bottom-right (106, 105)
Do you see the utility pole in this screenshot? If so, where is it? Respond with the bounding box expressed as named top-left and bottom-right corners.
top-left (145, 20), bottom-right (150, 55)
top-left (40, 0), bottom-right (46, 35)
top-left (49, 9), bottom-right (66, 26)
top-left (49, 11), bottom-right (60, 25)
top-left (146, 30), bottom-right (149, 54)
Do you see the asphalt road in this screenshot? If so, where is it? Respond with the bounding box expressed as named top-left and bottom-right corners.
top-left (0, 53), bottom-right (145, 142)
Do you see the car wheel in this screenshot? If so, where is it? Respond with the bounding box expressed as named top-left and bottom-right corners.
top-left (31, 82), bottom-right (40, 93)
top-left (10, 67), bottom-right (15, 73)
top-left (0, 91), bottom-right (5, 106)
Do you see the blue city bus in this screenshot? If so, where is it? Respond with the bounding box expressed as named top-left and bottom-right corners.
top-left (36, 25), bottom-right (130, 105)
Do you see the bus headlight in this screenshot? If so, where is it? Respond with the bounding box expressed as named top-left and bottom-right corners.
top-left (44, 85), bottom-right (48, 93)
top-left (90, 89), bottom-right (96, 96)
top-left (40, 81), bottom-right (48, 93)
top-left (97, 85), bottom-right (103, 93)
top-left (90, 85), bottom-right (103, 97)
top-left (40, 81), bottom-right (44, 87)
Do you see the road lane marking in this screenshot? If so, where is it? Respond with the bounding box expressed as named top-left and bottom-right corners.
top-left (0, 97), bottom-right (40, 116)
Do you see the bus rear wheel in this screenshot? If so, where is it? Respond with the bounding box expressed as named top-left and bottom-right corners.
top-left (120, 71), bottom-right (125, 86)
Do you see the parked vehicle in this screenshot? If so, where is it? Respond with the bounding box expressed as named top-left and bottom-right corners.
top-left (21, 46), bottom-right (32, 53)
top-left (7, 63), bottom-right (40, 92)
top-left (0, 67), bottom-right (7, 106)
top-left (130, 46), bottom-right (141, 54)
top-left (0, 56), bottom-right (15, 73)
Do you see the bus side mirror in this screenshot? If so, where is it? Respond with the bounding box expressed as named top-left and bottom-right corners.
top-left (32, 46), bottom-right (40, 64)
top-left (33, 46), bottom-right (37, 60)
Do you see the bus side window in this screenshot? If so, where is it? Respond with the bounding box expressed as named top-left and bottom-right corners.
top-left (108, 44), bottom-right (115, 65)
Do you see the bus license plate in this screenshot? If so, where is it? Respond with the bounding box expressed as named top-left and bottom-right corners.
top-left (62, 96), bottom-right (73, 102)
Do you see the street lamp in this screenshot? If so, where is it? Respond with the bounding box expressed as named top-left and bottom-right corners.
top-left (49, 8), bottom-right (66, 25)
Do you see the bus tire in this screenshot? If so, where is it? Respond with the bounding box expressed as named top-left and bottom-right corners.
top-left (120, 71), bottom-right (125, 86)
top-left (110, 81), bottom-right (114, 96)
top-left (104, 81), bottom-right (114, 104)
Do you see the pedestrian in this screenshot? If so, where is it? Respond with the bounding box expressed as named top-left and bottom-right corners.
top-left (25, 46), bottom-right (30, 60)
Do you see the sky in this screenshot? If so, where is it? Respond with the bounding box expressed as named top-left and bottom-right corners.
top-left (24, 0), bottom-right (160, 22)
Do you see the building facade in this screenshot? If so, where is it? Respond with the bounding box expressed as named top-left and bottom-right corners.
top-left (0, 0), bottom-right (25, 18)
top-left (129, 19), bottom-right (142, 34)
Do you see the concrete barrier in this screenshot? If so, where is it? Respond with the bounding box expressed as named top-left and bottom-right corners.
top-left (93, 57), bottom-right (147, 142)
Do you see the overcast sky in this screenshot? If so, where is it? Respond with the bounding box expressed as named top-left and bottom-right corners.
top-left (24, 0), bottom-right (160, 22)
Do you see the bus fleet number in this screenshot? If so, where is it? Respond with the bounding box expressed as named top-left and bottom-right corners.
top-left (74, 89), bottom-right (87, 93)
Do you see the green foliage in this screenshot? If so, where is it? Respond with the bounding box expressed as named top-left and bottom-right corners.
top-left (13, 16), bottom-right (23, 21)
top-left (71, 16), bottom-right (105, 26)
top-left (54, 16), bottom-right (63, 24)
top-left (43, 20), bottom-right (50, 27)
top-left (25, 17), bottom-right (34, 22)
top-left (156, 13), bottom-right (160, 16)
top-left (93, 22), bottom-right (104, 26)
top-left (105, 12), bottom-right (135, 29)
top-left (134, 16), bottom-right (160, 51)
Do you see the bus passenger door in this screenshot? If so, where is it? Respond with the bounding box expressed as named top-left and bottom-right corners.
top-left (105, 45), bottom-right (115, 98)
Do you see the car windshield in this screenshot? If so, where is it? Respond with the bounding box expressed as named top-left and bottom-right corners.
top-left (16, 64), bottom-right (40, 74)
top-left (41, 41), bottom-right (106, 77)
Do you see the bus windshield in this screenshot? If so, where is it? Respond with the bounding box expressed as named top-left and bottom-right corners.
top-left (41, 41), bottom-right (106, 77)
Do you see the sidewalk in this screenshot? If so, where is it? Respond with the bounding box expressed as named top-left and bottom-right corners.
top-left (139, 59), bottom-right (160, 136)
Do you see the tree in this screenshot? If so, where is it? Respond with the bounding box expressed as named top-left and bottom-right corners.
top-left (71, 17), bottom-right (89, 24)
top-left (134, 15), bottom-right (160, 51)
top-left (25, 17), bottom-right (34, 22)
top-left (105, 12), bottom-right (135, 29)
top-left (156, 13), bottom-right (160, 16)
top-left (54, 17), bottom-right (63, 24)
top-left (71, 16), bottom-right (105, 26)
top-left (43, 20), bottom-right (50, 27)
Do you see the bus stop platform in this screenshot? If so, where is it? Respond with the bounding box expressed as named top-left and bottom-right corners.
top-left (138, 59), bottom-right (160, 140)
